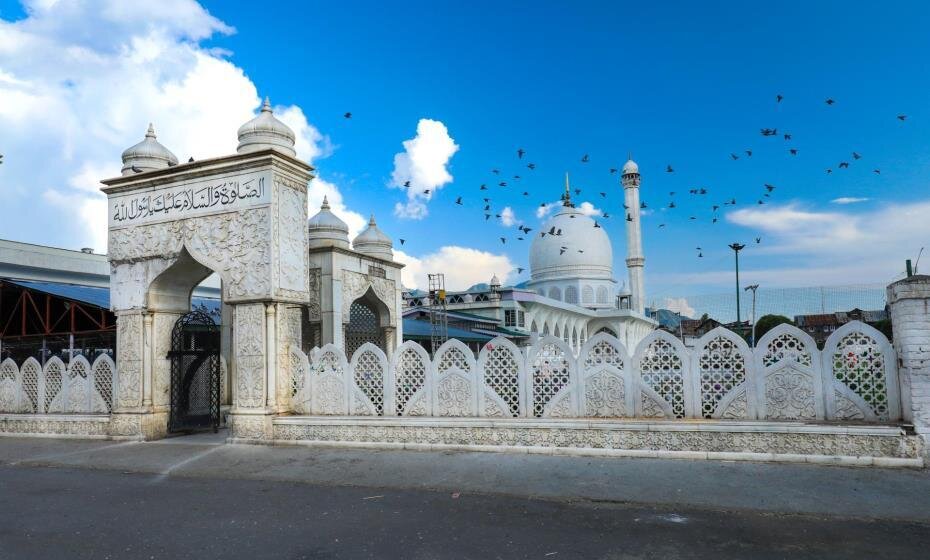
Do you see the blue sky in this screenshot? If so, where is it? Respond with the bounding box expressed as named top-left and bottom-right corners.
top-left (1, 0), bottom-right (929, 311)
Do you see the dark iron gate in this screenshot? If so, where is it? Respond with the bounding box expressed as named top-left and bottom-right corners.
top-left (167, 309), bottom-right (220, 433)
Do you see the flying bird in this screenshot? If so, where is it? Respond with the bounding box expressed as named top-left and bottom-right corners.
top-left (666, 164), bottom-right (674, 173)
top-left (188, 157), bottom-right (195, 163)
top-left (760, 128), bottom-right (777, 136)
top-left (527, 163), bottom-right (536, 170)
top-left (517, 148), bottom-right (525, 159)
top-left (343, 112), bottom-right (352, 118)
top-left (764, 184), bottom-right (775, 192)
top-left (492, 168), bottom-right (500, 175)
top-left (399, 239), bottom-right (405, 245)
top-left (852, 152), bottom-right (862, 160)
top-left (825, 98), bottom-right (835, 105)
top-left (480, 184), bottom-right (488, 190)
top-left (776, 94), bottom-right (784, 103)
top-left (873, 169), bottom-right (881, 174)
top-left (455, 196), bottom-right (463, 205)
top-left (581, 154), bottom-right (590, 163)
top-left (784, 133), bottom-right (792, 140)
top-left (745, 150), bottom-right (753, 157)
top-left (789, 148), bottom-right (798, 156)
top-left (838, 162), bottom-right (850, 169)
top-left (755, 237), bottom-right (762, 244)
top-left (500, 237), bottom-right (506, 244)
top-left (898, 115), bottom-right (907, 121)
top-left (404, 181), bottom-right (411, 188)
top-left (609, 168), bottom-right (618, 174)
top-left (730, 153), bottom-right (740, 160)
top-left (517, 268), bottom-right (524, 274)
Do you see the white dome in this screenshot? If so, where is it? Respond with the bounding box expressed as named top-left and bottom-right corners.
top-left (622, 159), bottom-right (639, 175)
top-left (237, 97), bottom-right (297, 157)
top-left (121, 123), bottom-right (178, 175)
top-left (353, 215), bottom-right (393, 260)
top-left (489, 273), bottom-right (501, 287)
top-left (529, 204), bottom-right (613, 281)
top-left (308, 196), bottom-right (350, 249)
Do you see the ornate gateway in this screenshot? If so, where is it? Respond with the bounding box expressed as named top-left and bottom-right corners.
top-left (167, 310), bottom-right (221, 433)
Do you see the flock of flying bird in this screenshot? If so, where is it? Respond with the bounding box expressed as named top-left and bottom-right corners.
top-left (367, 94), bottom-right (909, 269)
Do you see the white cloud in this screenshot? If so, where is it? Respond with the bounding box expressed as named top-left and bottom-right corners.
top-left (393, 246), bottom-right (515, 291)
top-left (577, 202), bottom-right (603, 217)
top-left (831, 197), bottom-right (870, 205)
top-left (0, 1), bottom-right (329, 252)
top-left (699, 201), bottom-right (930, 286)
top-left (390, 118), bottom-right (459, 220)
top-left (500, 206), bottom-right (518, 227)
top-left (663, 297), bottom-right (696, 318)
top-left (536, 201), bottom-right (560, 219)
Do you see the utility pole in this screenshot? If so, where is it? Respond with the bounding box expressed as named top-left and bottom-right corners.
top-left (728, 243), bottom-right (746, 336)
top-left (744, 284), bottom-right (759, 346)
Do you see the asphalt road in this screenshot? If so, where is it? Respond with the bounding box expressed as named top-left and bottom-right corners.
top-left (1, 433), bottom-right (930, 559)
top-left (1, 463), bottom-right (929, 559)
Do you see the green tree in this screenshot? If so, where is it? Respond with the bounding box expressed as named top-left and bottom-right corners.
top-left (753, 314), bottom-right (793, 341)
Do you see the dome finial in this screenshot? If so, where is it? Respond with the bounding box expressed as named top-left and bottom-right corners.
top-left (369, 214), bottom-right (377, 226)
top-left (561, 172), bottom-right (573, 207)
top-left (146, 123), bottom-right (156, 138)
top-left (321, 195), bottom-right (330, 209)
top-left (262, 97), bottom-right (272, 112)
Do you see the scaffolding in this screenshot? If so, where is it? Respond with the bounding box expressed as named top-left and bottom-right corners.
top-left (427, 273), bottom-right (448, 354)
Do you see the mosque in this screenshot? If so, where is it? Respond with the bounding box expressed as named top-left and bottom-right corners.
top-left (403, 162), bottom-right (657, 352)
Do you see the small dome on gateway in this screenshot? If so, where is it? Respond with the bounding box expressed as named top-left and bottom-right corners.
top-left (353, 214), bottom-right (393, 260)
top-left (489, 273), bottom-right (501, 288)
top-left (308, 196), bottom-right (350, 249)
top-left (236, 97), bottom-right (296, 157)
top-left (120, 123), bottom-right (178, 175)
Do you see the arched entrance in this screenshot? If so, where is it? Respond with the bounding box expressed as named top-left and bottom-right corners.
top-left (167, 309), bottom-right (220, 432)
top-left (344, 288), bottom-right (389, 357)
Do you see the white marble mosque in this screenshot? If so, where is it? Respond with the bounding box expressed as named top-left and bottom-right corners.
top-left (0, 96), bottom-right (926, 469)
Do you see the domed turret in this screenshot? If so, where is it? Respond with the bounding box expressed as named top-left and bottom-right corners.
top-left (236, 97), bottom-right (296, 157)
top-left (621, 158), bottom-right (639, 175)
top-left (120, 123), bottom-right (178, 175)
top-left (308, 196), bottom-right (350, 249)
top-left (353, 214), bottom-right (393, 260)
top-left (489, 273), bottom-right (501, 288)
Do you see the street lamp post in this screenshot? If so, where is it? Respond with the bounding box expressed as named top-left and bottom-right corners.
top-left (744, 284), bottom-right (759, 346)
top-left (728, 243), bottom-right (746, 336)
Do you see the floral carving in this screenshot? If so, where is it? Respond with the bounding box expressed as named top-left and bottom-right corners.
top-left (584, 370), bottom-right (625, 417)
top-left (765, 369), bottom-right (816, 420)
top-left (436, 373), bottom-right (473, 417)
top-left (307, 269), bottom-right (322, 321)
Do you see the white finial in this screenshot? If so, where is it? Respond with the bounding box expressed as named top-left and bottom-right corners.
top-left (369, 214), bottom-right (377, 226)
top-left (145, 123), bottom-right (156, 138)
top-left (321, 195), bottom-right (330, 210)
top-left (261, 97), bottom-right (272, 112)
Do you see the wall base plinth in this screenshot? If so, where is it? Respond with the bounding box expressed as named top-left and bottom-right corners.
top-left (0, 414), bottom-right (111, 439)
top-left (228, 410), bottom-right (275, 443)
top-left (108, 411), bottom-right (168, 440)
top-left (272, 417), bottom-right (924, 468)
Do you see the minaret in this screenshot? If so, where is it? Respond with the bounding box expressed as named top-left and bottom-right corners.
top-left (621, 156), bottom-right (645, 314)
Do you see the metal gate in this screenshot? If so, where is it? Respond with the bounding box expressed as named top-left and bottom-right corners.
top-left (167, 309), bottom-right (220, 433)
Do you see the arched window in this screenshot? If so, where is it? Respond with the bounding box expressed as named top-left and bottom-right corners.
top-left (582, 285), bottom-right (594, 304)
top-left (548, 287), bottom-right (562, 301)
top-left (474, 294), bottom-right (489, 302)
top-left (565, 286), bottom-right (579, 304)
top-left (595, 326), bottom-right (617, 337)
top-left (530, 320), bottom-right (539, 333)
top-left (543, 323), bottom-right (550, 335)
top-left (448, 295), bottom-right (464, 304)
top-left (537, 289), bottom-right (546, 297)
top-left (596, 286), bottom-right (608, 304)
top-left (553, 324), bottom-right (561, 338)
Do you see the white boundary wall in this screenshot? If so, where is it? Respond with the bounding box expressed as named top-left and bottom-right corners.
top-left (287, 321), bottom-right (901, 423)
